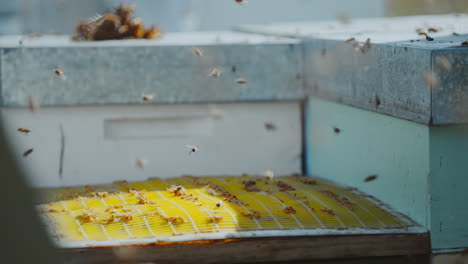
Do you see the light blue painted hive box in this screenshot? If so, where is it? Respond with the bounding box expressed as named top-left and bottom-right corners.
top-left (237, 14), bottom-right (468, 251)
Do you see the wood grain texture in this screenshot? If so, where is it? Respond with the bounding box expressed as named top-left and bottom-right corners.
top-left (62, 233), bottom-right (430, 264)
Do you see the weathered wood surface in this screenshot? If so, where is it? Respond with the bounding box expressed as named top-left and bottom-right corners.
top-left (63, 233), bottom-right (431, 264)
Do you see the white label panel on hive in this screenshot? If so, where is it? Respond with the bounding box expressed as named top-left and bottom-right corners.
top-left (1, 102), bottom-right (302, 187)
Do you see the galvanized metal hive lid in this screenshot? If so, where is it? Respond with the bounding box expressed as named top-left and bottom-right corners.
top-left (237, 14), bottom-right (468, 125)
top-left (39, 175), bottom-right (425, 248)
top-left (0, 32), bottom-right (303, 107)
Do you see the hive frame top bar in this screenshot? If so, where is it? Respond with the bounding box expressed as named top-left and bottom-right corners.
top-left (0, 31), bottom-right (304, 107)
top-left (237, 14), bottom-right (468, 125)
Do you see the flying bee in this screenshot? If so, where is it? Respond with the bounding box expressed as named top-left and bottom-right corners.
top-left (216, 200), bottom-right (223, 208)
top-left (364, 174), bottom-right (378, 182)
top-left (235, 0), bottom-right (247, 4)
top-left (333, 127), bottom-right (341, 134)
top-left (236, 78), bottom-right (247, 85)
top-left (142, 94), bottom-right (154, 101)
top-left (423, 71), bottom-right (439, 89)
top-left (186, 145), bottom-right (199, 155)
top-left (136, 158), bottom-right (146, 168)
top-left (263, 170), bottom-right (274, 181)
top-left (462, 40), bottom-right (468, 46)
top-left (435, 56), bottom-right (452, 71)
top-left (28, 96), bottom-right (39, 112)
top-left (17, 128), bottom-right (31, 134)
top-left (264, 122), bottom-right (276, 131)
top-left (192, 47), bottom-right (203, 56)
top-left (23, 148), bottom-right (34, 157)
top-left (209, 68), bottom-right (222, 78)
top-left (54, 68), bottom-right (64, 76)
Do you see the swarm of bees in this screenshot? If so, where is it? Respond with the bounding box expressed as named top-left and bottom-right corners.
top-left (72, 4), bottom-right (162, 41)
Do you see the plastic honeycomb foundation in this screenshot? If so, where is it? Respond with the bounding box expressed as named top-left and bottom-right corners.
top-left (39, 175), bottom-right (418, 247)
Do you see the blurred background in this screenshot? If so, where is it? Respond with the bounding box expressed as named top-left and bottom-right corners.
top-left (0, 0), bottom-right (467, 35)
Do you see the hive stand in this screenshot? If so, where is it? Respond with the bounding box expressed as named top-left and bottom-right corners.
top-left (237, 14), bottom-right (468, 252)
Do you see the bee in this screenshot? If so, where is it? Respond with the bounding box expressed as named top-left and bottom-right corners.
top-left (264, 122), bottom-right (276, 131)
top-left (321, 208), bottom-right (336, 216)
top-left (462, 40), bottom-right (468, 46)
top-left (333, 127), bottom-right (341, 134)
top-left (28, 96), bottom-right (39, 112)
top-left (263, 170), bottom-right (274, 181)
top-left (359, 38), bottom-right (371, 53)
top-left (142, 94), bottom-right (154, 101)
top-left (416, 28), bottom-right (426, 35)
top-left (17, 128), bottom-right (31, 134)
top-left (435, 56), bottom-right (452, 71)
top-left (344, 37), bottom-right (357, 45)
top-left (364, 174), bottom-right (378, 182)
top-left (192, 47), bottom-right (203, 56)
top-left (235, 0), bottom-right (247, 4)
top-left (283, 206), bottom-right (296, 214)
top-left (186, 145), bottom-right (199, 155)
top-left (23, 148), bottom-right (34, 157)
top-left (427, 27), bottom-right (440, 33)
top-left (207, 215), bottom-right (223, 223)
top-left (236, 78), bottom-right (247, 85)
top-left (216, 200), bottom-right (223, 208)
top-left (423, 71), bottom-right (439, 89)
top-left (425, 35), bottom-right (434, 41)
top-left (209, 68), bottom-right (222, 78)
top-left (136, 158), bottom-right (146, 168)
top-left (54, 68), bottom-right (64, 76)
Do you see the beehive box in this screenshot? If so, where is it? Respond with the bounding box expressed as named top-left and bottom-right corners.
top-left (0, 31), bottom-right (431, 263)
top-left (237, 14), bottom-right (468, 250)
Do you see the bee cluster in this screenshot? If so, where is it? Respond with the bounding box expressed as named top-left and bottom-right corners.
top-left (72, 4), bottom-right (162, 41)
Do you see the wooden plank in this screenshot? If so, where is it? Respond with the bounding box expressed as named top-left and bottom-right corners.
top-left (62, 233), bottom-right (431, 264)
